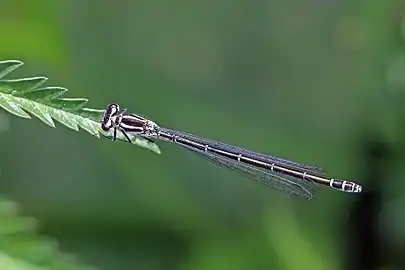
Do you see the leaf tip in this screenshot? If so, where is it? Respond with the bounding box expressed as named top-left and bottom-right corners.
top-left (0, 60), bottom-right (25, 78)
top-left (5, 60), bottom-right (24, 66)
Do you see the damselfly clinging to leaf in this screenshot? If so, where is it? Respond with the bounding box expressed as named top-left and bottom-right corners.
top-left (101, 103), bottom-right (362, 200)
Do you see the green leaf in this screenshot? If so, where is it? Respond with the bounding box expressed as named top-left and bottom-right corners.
top-left (0, 196), bottom-right (97, 270)
top-left (0, 60), bottom-right (161, 154)
top-left (0, 77), bottom-right (48, 93)
top-left (0, 60), bottom-right (23, 79)
top-left (18, 87), bottom-right (67, 100)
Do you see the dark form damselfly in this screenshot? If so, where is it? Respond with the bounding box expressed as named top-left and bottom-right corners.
top-left (101, 103), bottom-right (362, 200)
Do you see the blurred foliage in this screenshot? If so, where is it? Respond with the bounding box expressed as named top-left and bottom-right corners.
top-left (0, 0), bottom-right (404, 270)
top-left (0, 196), bottom-right (96, 270)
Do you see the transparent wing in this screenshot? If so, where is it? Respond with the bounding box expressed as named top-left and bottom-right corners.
top-left (180, 143), bottom-right (318, 200)
top-left (159, 128), bottom-right (325, 176)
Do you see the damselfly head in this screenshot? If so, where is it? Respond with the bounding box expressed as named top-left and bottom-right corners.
top-left (101, 103), bottom-right (120, 131)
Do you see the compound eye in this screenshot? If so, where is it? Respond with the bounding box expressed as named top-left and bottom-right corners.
top-left (101, 120), bottom-right (113, 131)
top-left (108, 103), bottom-right (119, 114)
top-left (102, 105), bottom-right (114, 120)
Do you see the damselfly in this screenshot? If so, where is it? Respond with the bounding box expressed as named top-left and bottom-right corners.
top-left (101, 103), bottom-right (362, 199)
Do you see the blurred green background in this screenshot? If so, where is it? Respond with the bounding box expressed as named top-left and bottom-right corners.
top-left (0, 0), bottom-right (405, 269)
